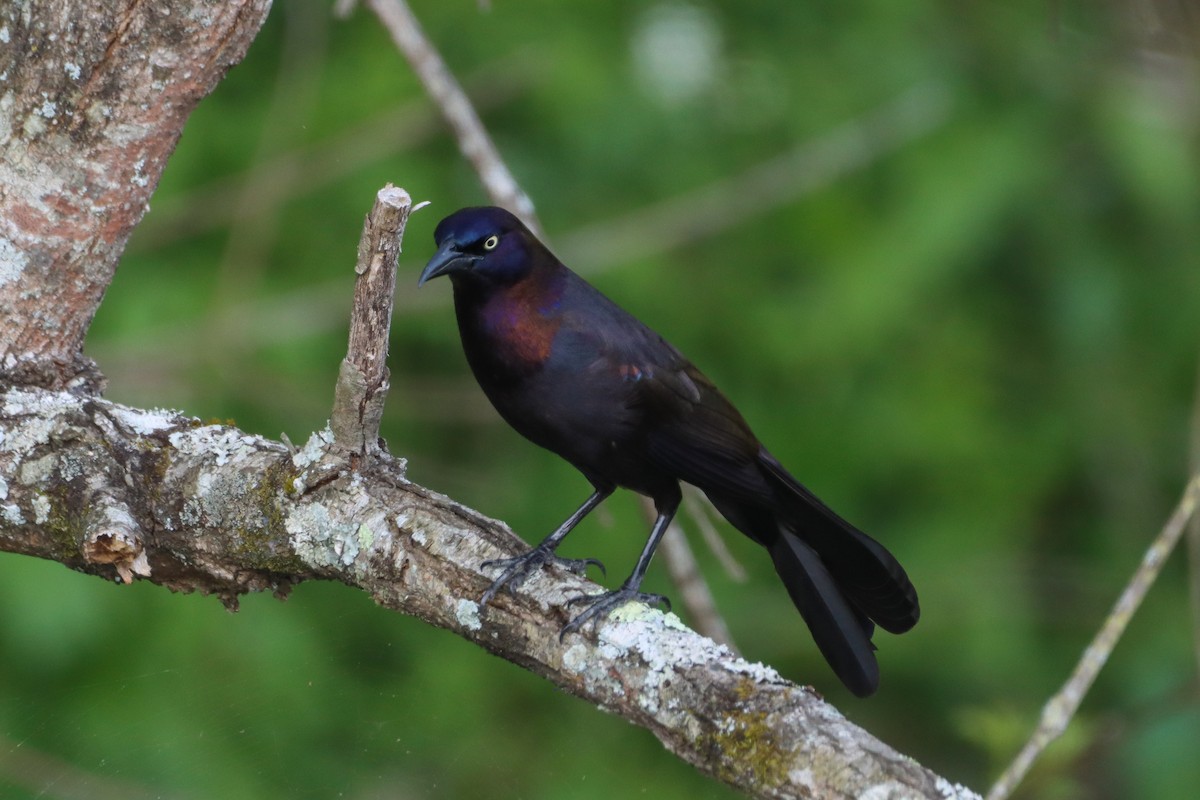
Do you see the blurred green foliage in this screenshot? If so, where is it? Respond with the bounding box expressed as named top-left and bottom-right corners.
top-left (4, 1), bottom-right (1200, 798)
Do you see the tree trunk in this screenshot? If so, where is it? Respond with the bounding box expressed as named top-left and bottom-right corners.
top-left (0, 0), bottom-right (273, 386)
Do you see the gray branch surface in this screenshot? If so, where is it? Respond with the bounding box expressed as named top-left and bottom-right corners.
top-left (0, 385), bottom-right (977, 800)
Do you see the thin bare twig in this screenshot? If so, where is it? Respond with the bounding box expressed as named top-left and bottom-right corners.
top-left (365, 0), bottom-right (540, 232)
top-left (986, 475), bottom-right (1200, 800)
top-left (683, 485), bottom-right (748, 582)
top-left (1188, 354), bottom-right (1200, 676)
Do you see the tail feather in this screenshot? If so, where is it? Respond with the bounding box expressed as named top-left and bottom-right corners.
top-left (769, 531), bottom-right (879, 697)
top-left (698, 449), bottom-right (918, 695)
top-left (759, 451), bottom-right (920, 634)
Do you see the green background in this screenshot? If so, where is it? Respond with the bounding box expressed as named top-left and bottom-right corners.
top-left (3, 2), bottom-right (1199, 798)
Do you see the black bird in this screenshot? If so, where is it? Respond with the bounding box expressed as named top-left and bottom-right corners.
top-left (419, 206), bottom-right (918, 696)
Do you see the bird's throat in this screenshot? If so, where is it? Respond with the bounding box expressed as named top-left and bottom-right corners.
top-left (456, 274), bottom-right (564, 372)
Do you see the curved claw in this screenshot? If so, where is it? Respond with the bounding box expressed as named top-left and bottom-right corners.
top-left (572, 557), bottom-right (606, 579)
top-left (558, 586), bottom-right (672, 641)
top-left (479, 571), bottom-right (517, 607)
top-left (479, 546), bottom-right (606, 607)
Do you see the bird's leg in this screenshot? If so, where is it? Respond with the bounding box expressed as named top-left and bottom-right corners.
top-left (560, 488), bottom-right (680, 640)
top-left (480, 486), bottom-right (612, 606)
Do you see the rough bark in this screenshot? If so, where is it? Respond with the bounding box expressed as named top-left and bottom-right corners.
top-left (0, 0), bottom-right (273, 386)
top-left (330, 185), bottom-right (417, 459)
top-left (0, 384), bottom-right (978, 800)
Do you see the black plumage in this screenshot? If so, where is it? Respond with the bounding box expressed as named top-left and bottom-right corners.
top-left (419, 206), bottom-right (919, 696)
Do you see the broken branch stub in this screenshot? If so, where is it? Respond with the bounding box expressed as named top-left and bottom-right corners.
top-left (331, 185), bottom-right (416, 456)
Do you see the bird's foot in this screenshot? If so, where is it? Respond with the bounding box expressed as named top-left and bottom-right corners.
top-left (480, 545), bottom-right (606, 607)
top-left (559, 584), bottom-right (672, 640)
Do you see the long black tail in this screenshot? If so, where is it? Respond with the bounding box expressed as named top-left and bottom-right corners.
top-left (705, 449), bottom-right (919, 697)
top-left (761, 451), bottom-right (919, 635)
top-left (768, 529), bottom-right (881, 696)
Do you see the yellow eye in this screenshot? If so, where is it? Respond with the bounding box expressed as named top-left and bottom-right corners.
top-left (483, 235), bottom-right (499, 251)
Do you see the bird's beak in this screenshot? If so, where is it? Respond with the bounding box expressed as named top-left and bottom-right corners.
top-left (418, 240), bottom-right (476, 286)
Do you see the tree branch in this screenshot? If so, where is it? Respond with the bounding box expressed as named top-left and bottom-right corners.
top-left (0, 384), bottom-right (978, 800)
top-left (0, 0), bottom-right (272, 386)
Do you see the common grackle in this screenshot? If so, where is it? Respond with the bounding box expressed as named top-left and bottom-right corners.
top-left (419, 206), bottom-right (918, 696)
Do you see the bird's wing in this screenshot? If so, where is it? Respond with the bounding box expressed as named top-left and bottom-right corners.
top-left (604, 337), bottom-right (768, 502)
top-left (636, 362), bottom-right (774, 502)
top-left (556, 274), bottom-right (771, 500)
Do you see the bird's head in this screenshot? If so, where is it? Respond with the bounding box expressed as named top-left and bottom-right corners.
top-left (419, 206), bottom-right (537, 288)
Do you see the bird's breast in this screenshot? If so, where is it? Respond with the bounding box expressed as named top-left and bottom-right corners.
top-left (479, 294), bottom-right (562, 368)
top-left (453, 279), bottom-right (566, 380)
